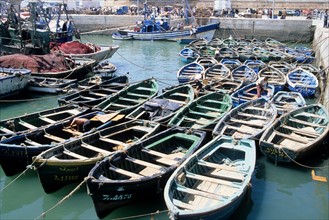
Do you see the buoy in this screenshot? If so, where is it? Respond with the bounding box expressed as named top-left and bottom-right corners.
top-left (311, 170), bottom-right (327, 182)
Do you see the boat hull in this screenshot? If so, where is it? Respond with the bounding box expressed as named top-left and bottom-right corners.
top-left (68, 45), bottom-right (119, 62)
top-left (0, 68), bottom-right (31, 98)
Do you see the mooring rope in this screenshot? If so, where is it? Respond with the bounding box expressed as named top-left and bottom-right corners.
top-left (112, 209), bottom-right (168, 220)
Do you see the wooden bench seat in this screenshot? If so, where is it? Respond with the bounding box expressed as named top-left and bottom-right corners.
top-left (99, 137), bottom-right (129, 148)
top-left (63, 150), bottom-right (88, 160)
top-left (44, 134), bottom-right (66, 142)
top-left (109, 166), bottom-right (143, 179)
top-left (186, 172), bottom-right (239, 187)
top-left (126, 92), bottom-right (150, 98)
top-left (289, 118), bottom-right (327, 128)
top-left (39, 117), bottom-right (57, 124)
top-left (125, 156), bottom-right (163, 170)
top-left (18, 121), bottom-right (37, 130)
top-left (81, 143), bottom-right (113, 155)
top-left (176, 185), bottom-right (222, 201)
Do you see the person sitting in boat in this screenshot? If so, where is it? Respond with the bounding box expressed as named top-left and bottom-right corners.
top-left (69, 117), bottom-right (91, 132)
top-left (256, 76), bottom-right (269, 98)
top-left (194, 79), bottom-right (203, 97)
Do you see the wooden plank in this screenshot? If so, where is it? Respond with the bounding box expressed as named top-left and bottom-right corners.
top-left (230, 118), bottom-right (265, 127)
top-left (0, 127), bottom-right (14, 134)
top-left (186, 172), bottom-right (238, 187)
top-left (274, 131), bottom-right (309, 144)
top-left (237, 112), bottom-right (268, 120)
top-left (294, 112), bottom-right (326, 120)
top-left (39, 117), bottom-right (57, 124)
top-left (63, 150), bottom-right (88, 160)
top-left (109, 166), bottom-right (143, 179)
top-left (25, 139), bottom-right (41, 146)
top-left (281, 125), bottom-right (319, 138)
top-left (198, 160), bottom-right (244, 173)
top-left (176, 185), bottom-right (222, 201)
top-left (62, 128), bottom-right (83, 136)
top-left (119, 97), bottom-right (140, 103)
top-left (44, 134), bottom-right (65, 142)
top-left (172, 199), bottom-right (196, 210)
top-left (165, 99), bottom-right (185, 104)
top-left (18, 121), bottom-right (37, 130)
top-left (289, 118), bottom-right (327, 128)
top-left (223, 125), bottom-right (254, 135)
top-left (125, 157), bottom-right (163, 170)
top-left (141, 148), bottom-right (177, 160)
top-left (81, 143), bottom-right (113, 155)
top-left (132, 125), bottom-right (154, 133)
top-left (127, 92), bottom-right (150, 98)
top-left (99, 137), bottom-right (129, 148)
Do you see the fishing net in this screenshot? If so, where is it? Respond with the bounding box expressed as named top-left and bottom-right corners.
top-left (50, 41), bottom-right (100, 54)
top-left (0, 53), bottom-right (73, 73)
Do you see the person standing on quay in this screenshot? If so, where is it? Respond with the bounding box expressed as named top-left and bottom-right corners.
top-left (281, 8), bottom-right (287, 19)
top-left (324, 10), bottom-right (328, 28)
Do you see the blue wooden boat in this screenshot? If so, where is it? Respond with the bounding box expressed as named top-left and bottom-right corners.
top-left (230, 82), bottom-right (275, 107)
top-left (179, 47), bottom-right (200, 63)
top-left (259, 104), bottom-right (329, 163)
top-left (268, 61), bottom-right (294, 74)
top-left (236, 47), bottom-right (256, 62)
top-left (231, 65), bottom-right (258, 85)
top-left (271, 91), bottom-right (306, 115)
top-left (203, 63), bottom-right (231, 81)
top-left (92, 60), bottom-right (117, 78)
top-left (86, 127), bottom-right (207, 219)
top-left (0, 111), bottom-right (125, 176)
top-left (213, 98), bottom-right (277, 141)
top-left (0, 67), bottom-right (31, 98)
top-left (168, 91), bottom-right (232, 130)
top-left (127, 84), bottom-right (195, 123)
top-left (244, 60), bottom-right (266, 74)
top-left (164, 135), bottom-right (256, 220)
top-left (284, 48), bottom-right (315, 64)
top-left (93, 78), bottom-right (158, 114)
top-left (258, 66), bottom-right (286, 93)
top-left (195, 57), bottom-right (219, 70)
top-left (217, 47), bottom-right (239, 60)
top-left (287, 67), bottom-right (318, 97)
top-left (177, 62), bottom-right (204, 84)
top-left (32, 119), bottom-right (161, 193)
top-left (220, 58), bottom-right (242, 71)
top-left (0, 104), bottom-right (89, 138)
top-left (27, 76), bottom-right (77, 94)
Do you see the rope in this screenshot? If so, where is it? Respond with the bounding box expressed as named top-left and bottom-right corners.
top-left (0, 168), bottom-right (30, 192)
top-left (112, 209), bottom-right (168, 220)
top-left (34, 177), bottom-right (89, 220)
top-left (0, 94), bottom-right (60, 102)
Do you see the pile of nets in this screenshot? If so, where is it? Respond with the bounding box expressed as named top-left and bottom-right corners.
top-left (50, 41), bottom-right (101, 54)
top-left (0, 54), bottom-right (74, 73)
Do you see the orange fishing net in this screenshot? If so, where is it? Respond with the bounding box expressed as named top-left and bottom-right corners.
top-left (50, 41), bottom-right (100, 54)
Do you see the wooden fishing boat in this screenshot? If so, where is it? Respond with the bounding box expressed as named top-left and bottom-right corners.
top-left (92, 60), bottom-right (117, 78)
top-left (179, 47), bottom-right (200, 63)
top-left (94, 78), bottom-right (158, 114)
top-left (258, 66), bottom-right (286, 93)
top-left (168, 91), bottom-right (232, 130)
top-left (259, 104), bottom-right (329, 163)
top-left (268, 48), bottom-right (293, 62)
top-left (164, 135), bottom-right (256, 220)
top-left (195, 57), bottom-right (219, 70)
top-left (271, 91), bottom-right (306, 115)
top-left (295, 46), bottom-right (315, 56)
top-left (287, 67), bottom-right (318, 97)
top-left (203, 63), bottom-right (231, 80)
top-left (86, 127), bottom-right (207, 219)
top-left (198, 46), bottom-right (217, 58)
top-left (268, 61), bottom-right (294, 74)
top-left (222, 38), bottom-right (239, 48)
top-left (112, 32), bottom-right (134, 40)
top-left (265, 37), bottom-right (286, 48)
top-left (32, 119), bottom-right (161, 193)
top-left (0, 67), bottom-right (31, 99)
top-left (177, 62), bottom-right (204, 84)
top-left (0, 111), bottom-right (124, 176)
top-left (230, 83), bottom-right (275, 106)
top-left (127, 84), bottom-right (195, 123)
top-left (216, 47), bottom-right (239, 60)
top-left (213, 98), bottom-right (277, 141)
top-left (231, 65), bottom-right (258, 85)
top-left (220, 58), bottom-right (242, 71)
top-left (187, 39), bottom-right (209, 50)
top-left (296, 63), bottom-right (320, 75)
top-left (244, 59), bottom-right (267, 74)
top-left (285, 48), bottom-right (315, 64)
top-left (236, 47), bottom-right (256, 62)
top-left (207, 38), bottom-right (223, 48)
top-left (27, 76), bottom-right (77, 94)
top-left (0, 104), bottom-right (89, 138)
top-left (57, 86), bottom-right (121, 107)
top-left (252, 47), bottom-right (272, 62)
top-left (201, 79), bottom-right (243, 95)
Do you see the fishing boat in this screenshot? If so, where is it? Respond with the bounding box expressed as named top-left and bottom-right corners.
top-left (271, 91), bottom-right (306, 115)
top-left (92, 60), bottom-right (117, 78)
top-left (164, 135), bottom-right (256, 220)
top-left (195, 57), bottom-right (219, 70)
top-left (222, 38), bottom-right (239, 48)
top-left (127, 84), bottom-right (195, 123)
top-left (0, 104), bottom-right (89, 138)
top-left (0, 54), bottom-right (96, 79)
top-left (177, 62), bottom-right (204, 84)
top-left (244, 60), bottom-right (266, 74)
top-left (213, 98), bottom-right (277, 141)
top-left (179, 48), bottom-right (200, 63)
top-left (259, 104), bottom-right (329, 163)
top-left (203, 63), bottom-right (231, 80)
top-left (207, 38), bottom-right (223, 48)
top-left (216, 47), bottom-right (239, 60)
top-left (252, 47), bottom-right (272, 62)
top-left (168, 91), bottom-right (232, 130)
top-left (268, 61), bottom-right (294, 74)
top-left (198, 46), bottom-right (217, 58)
top-left (0, 111), bottom-right (124, 176)
top-left (258, 66), bottom-right (286, 93)
top-left (203, 79), bottom-right (243, 95)
top-left (220, 58), bottom-right (242, 71)
top-left (0, 68), bottom-right (31, 99)
top-left (286, 67), bottom-right (318, 97)
top-left (112, 32), bottom-right (134, 40)
top-left (265, 37), bottom-right (286, 48)
top-left (296, 63), bottom-right (320, 75)
top-left (230, 82), bottom-right (275, 106)
top-left (52, 41), bottom-right (119, 62)
top-left (32, 119), bottom-right (161, 193)
top-left (27, 76), bottom-right (77, 94)
top-left (231, 65), bottom-right (258, 85)
top-left (94, 78), bottom-right (158, 114)
top-left (284, 48), bottom-right (315, 64)
top-left (236, 47), bottom-right (256, 62)
top-left (86, 127), bottom-right (207, 219)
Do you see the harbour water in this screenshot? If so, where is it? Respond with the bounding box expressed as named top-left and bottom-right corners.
top-left (0, 35), bottom-right (328, 220)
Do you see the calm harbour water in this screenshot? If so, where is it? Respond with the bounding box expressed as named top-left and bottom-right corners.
top-left (0, 35), bottom-right (328, 220)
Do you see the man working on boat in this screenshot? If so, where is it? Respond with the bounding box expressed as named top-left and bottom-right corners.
top-left (256, 76), bottom-right (269, 98)
top-left (70, 117), bottom-right (91, 132)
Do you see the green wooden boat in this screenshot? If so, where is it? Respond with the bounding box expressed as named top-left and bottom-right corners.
top-left (259, 104), bottom-right (329, 164)
top-left (168, 91), bottom-right (232, 130)
top-left (93, 78), bottom-right (158, 114)
top-left (32, 119), bottom-right (161, 193)
top-left (127, 84), bottom-right (195, 124)
top-left (164, 135), bottom-right (256, 220)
